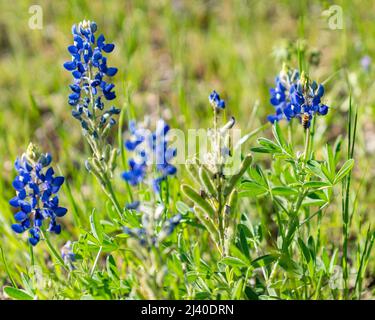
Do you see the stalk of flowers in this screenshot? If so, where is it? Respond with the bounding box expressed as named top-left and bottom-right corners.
top-left (9, 143), bottom-right (67, 246)
top-left (122, 118), bottom-right (177, 196)
top-left (267, 64), bottom-right (330, 169)
top-left (182, 90), bottom-right (252, 257)
top-left (63, 20), bottom-right (122, 217)
top-left (267, 64), bottom-right (329, 129)
top-left (123, 203), bottom-right (181, 299)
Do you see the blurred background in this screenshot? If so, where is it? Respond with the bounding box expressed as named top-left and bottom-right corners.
top-left (0, 0), bottom-right (374, 293)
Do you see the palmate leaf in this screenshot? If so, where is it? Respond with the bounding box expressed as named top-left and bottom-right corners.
top-left (333, 159), bottom-right (355, 185)
top-left (239, 180), bottom-right (268, 197)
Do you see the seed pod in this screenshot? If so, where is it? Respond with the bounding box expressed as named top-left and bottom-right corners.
top-left (199, 166), bottom-right (216, 197)
top-left (92, 157), bottom-right (104, 173)
top-left (181, 184), bottom-right (215, 217)
top-left (227, 189), bottom-right (238, 214)
top-left (224, 154), bottom-right (252, 196)
top-left (87, 158), bottom-right (105, 185)
top-left (103, 144), bottom-right (111, 162)
top-left (109, 147), bottom-right (118, 172)
top-left (185, 161), bottom-right (200, 184)
top-left (194, 207), bottom-right (220, 244)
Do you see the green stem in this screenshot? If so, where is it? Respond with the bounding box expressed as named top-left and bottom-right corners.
top-left (303, 127), bottom-right (311, 166)
top-left (101, 171), bottom-right (123, 220)
top-left (0, 246), bottom-right (17, 287)
top-left (91, 246), bottom-right (103, 276)
top-left (29, 243), bottom-right (35, 272)
top-left (41, 229), bottom-right (67, 271)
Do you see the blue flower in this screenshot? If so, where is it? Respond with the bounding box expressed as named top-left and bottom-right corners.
top-left (122, 159), bottom-right (147, 186)
top-left (267, 68), bottom-right (329, 128)
top-left (63, 20), bottom-right (120, 137)
top-left (9, 144), bottom-right (67, 246)
top-left (361, 55), bottom-right (371, 72)
top-left (122, 119), bottom-right (177, 192)
top-left (61, 241), bottom-right (76, 269)
top-left (123, 204), bottom-right (181, 248)
top-left (209, 90), bottom-right (226, 109)
top-left (125, 201), bottom-right (141, 210)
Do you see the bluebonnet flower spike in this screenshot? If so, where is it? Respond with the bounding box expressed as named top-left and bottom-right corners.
top-left (267, 66), bottom-right (329, 129)
top-left (64, 20), bottom-right (120, 137)
top-left (122, 119), bottom-right (177, 193)
top-left (9, 143), bottom-right (67, 246)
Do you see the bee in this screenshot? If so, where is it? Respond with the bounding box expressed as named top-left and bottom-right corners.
top-left (301, 112), bottom-right (311, 130)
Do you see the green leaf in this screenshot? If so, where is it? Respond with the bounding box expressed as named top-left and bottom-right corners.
top-left (3, 287), bottom-right (33, 300)
top-left (308, 236), bottom-right (316, 262)
top-left (306, 160), bottom-right (327, 181)
top-left (251, 147), bottom-right (273, 154)
top-left (220, 256), bottom-right (249, 268)
top-left (90, 209), bottom-right (104, 243)
top-left (193, 243), bottom-right (201, 269)
top-left (251, 254), bottom-right (278, 268)
top-left (239, 226), bottom-right (250, 259)
top-left (271, 186), bottom-right (298, 196)
top-left (257, 138), bottom-right (282, 153)
top-left (302, 198), bottom-right (327, 207)
top-left (303, 181), bottom-right (332, 189)
top-left (279, 256), bottom-right (303, 276)
top-left (231, 279), bottom-right (244, 299)
top-left (240, 180), bottom-right (268, 196)
top-left (326, 144), bottom-right (335, 176)
top-left (106, 255), bottom-right (119, 280)
top-left (298, 238), bottom-right (311, 263)
top-left (272, 121), bottom-right (287, 148)
top-left (333, 159), bottom-right (354, 185)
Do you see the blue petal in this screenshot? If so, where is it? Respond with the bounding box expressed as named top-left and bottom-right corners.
top-left (52, 176), bottom-right (65, 187)
top-left (14, 211), bottom-right (27, 221)
top-left (72, 70), bottom-right (82, 79)
top-left (20, 201), bottom-right (32, 213)
top-left (102, 43), bottom-right (115, 53)
top-left (97, 34), bottom-right (105, 48)
top-left (68, 45), bottom-right (78, 54)
top-left (63, 61), bottom-right (77, 71)
top-left (55, 207), bottom-right (67, 217)
top-left (9, 196), bottom-right (20, 207)
top-left (29, 237), bottom-right (39, 246)
top-left (11, 224), bottom-right (25, 234)
top-left (106, 67), bottom-right (118, 76)
top-left (318, 104), bottom-right (329, 115)
top-left (12, 179), bottom-right (24, 191)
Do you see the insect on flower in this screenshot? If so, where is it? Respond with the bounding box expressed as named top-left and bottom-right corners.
top-left (9, 143), bottom-right (67, 246)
